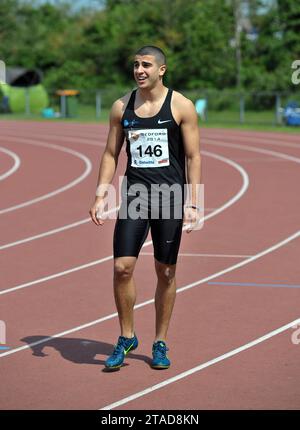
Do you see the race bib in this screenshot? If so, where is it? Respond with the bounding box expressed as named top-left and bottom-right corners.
top-left (128, 128), bottom-right (170, 168)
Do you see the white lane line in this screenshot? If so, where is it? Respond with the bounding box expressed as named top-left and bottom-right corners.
top-left (0, 254), bottom-right (113, 295)
top-left (0, 132), bottom-right (103, 148)
top-left (0, 136), bottom-right (92, 215)
top-left (2, 129), bottom-right (299, 151)
top-left (0, 150), bottom-right (249, 294)
top-left (0, 139), bottom-right (297, 362)
top-left (0, 218), bottom-right (90, 250)
top-left (100, 316), bottom-right (300, 410)
top-left (0, 208), bottom-right (118, 251)
top-left (206, 132), bottom-right (300, 150)
top-left (140, 252), bottom-right (252, 258)
top-left (205, 138), bottom-right (300, 165)
top-left (99, 139), bottom-right (300, 410)
top-left (0, 134), bottom-right (105, 249)
top-left (0, 143), bottom-right (237, 249)
top-left (0, 229), bottom-right (299, 359)
top-left (0, 147), bottom-right (21, 181)
top-left (0, 132), bottom-right (104, 148)
top-left (224, 157), bottom-right (288, 163)
top-left (173, 230), bottom-right (300, 294)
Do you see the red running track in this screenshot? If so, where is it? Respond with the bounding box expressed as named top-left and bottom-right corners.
top-left (0, 120), bottom-right (300, 410)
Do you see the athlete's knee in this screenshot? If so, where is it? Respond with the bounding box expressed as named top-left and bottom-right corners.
top-left (155, 261), bottom-right (176, 286)
top-left (114, 258), bottom-right (135, 280)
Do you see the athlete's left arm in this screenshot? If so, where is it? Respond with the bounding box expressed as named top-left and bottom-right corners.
top-left (180, 98), bottom-right (201, 207)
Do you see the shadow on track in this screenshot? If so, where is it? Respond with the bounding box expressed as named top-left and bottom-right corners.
top-left (20, 336), bottom-right (151, 369)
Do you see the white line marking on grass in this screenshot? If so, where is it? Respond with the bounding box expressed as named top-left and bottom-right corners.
top-left (100, 317), bottom-right (300, 410)
top-left (0, 147), bottom-right (21, 181)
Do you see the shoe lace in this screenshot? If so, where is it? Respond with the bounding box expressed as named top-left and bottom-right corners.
top-left (153, 342), bottom-right (169, 358)
top-left (112, 336), bottom-right (129, 356)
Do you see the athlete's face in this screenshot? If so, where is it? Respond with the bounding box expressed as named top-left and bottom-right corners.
top-left (133, 55), bottom-right (166, 89)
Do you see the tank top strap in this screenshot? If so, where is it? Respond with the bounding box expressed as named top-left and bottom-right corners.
top-left (165, 88), bottom-right (173, 105)
top-left (160, 88), bottom-right (173, 116)
top-left (126, 89), bottom-right (137, 111)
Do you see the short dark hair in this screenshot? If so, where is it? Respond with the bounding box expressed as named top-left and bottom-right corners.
top-left (135, 45), bottom-right (166, 66)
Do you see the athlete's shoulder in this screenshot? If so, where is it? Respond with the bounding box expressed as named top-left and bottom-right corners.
top-left (172, 90), bottom-right (195, 110)
top-left (171, 90), bottom-right (197, 124)
top-left (110, 91), bottom-right (134, 121)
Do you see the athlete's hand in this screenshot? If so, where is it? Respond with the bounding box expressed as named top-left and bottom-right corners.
top-left (89, 197), bottom-right (105, 226)
top-left (183, 206), bottom-right (201, 233)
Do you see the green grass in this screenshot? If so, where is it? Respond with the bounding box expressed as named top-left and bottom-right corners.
top-left (205, 109), bottom-right (276, 124)
top-left (0, 104), bottom-right (110, 123)
top-left (1, 105), bottom-right (300, 133)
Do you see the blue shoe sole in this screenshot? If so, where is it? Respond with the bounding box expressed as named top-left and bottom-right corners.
top-left (151, 364), bottom-right (170, 369)
top-left (103, 365), bottom-right (122, 372)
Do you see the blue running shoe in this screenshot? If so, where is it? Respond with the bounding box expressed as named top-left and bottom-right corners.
top-left (105, 334), bottom-right (138, 370)
top-left (151, 340), bottom-right (170, 369)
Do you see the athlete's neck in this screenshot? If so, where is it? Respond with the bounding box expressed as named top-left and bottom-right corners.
top-left (137, 84), bottom-right (168, 103)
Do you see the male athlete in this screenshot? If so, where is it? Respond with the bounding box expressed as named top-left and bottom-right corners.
top-left (89, 46), bottom-right (201, 370)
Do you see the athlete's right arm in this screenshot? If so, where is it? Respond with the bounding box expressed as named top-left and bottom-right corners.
top-left (89, 99), bottom-right (125, 226)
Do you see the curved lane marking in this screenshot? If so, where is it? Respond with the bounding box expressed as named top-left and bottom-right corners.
top-left (0, 150), bottom-right (249, 294)
top-left (0, 147), bottom-right (21, 181)
top-left (99, 138), bottom-right (300, 409)
top-left (0, 136), bottom-right (92, 215)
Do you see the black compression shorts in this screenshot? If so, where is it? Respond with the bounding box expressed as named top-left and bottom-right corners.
top-left (113, 202), bottom-right (183, 265)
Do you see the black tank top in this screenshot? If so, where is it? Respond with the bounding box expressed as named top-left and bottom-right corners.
top-left (121, 89), bottom-right (186, 203)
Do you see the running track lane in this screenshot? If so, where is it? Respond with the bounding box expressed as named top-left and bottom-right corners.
top-left (0, 122), bottom-right (299, 409)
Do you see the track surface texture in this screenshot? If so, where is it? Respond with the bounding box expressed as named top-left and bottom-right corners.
top-left (0, 121), bottom-right (299, 410)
